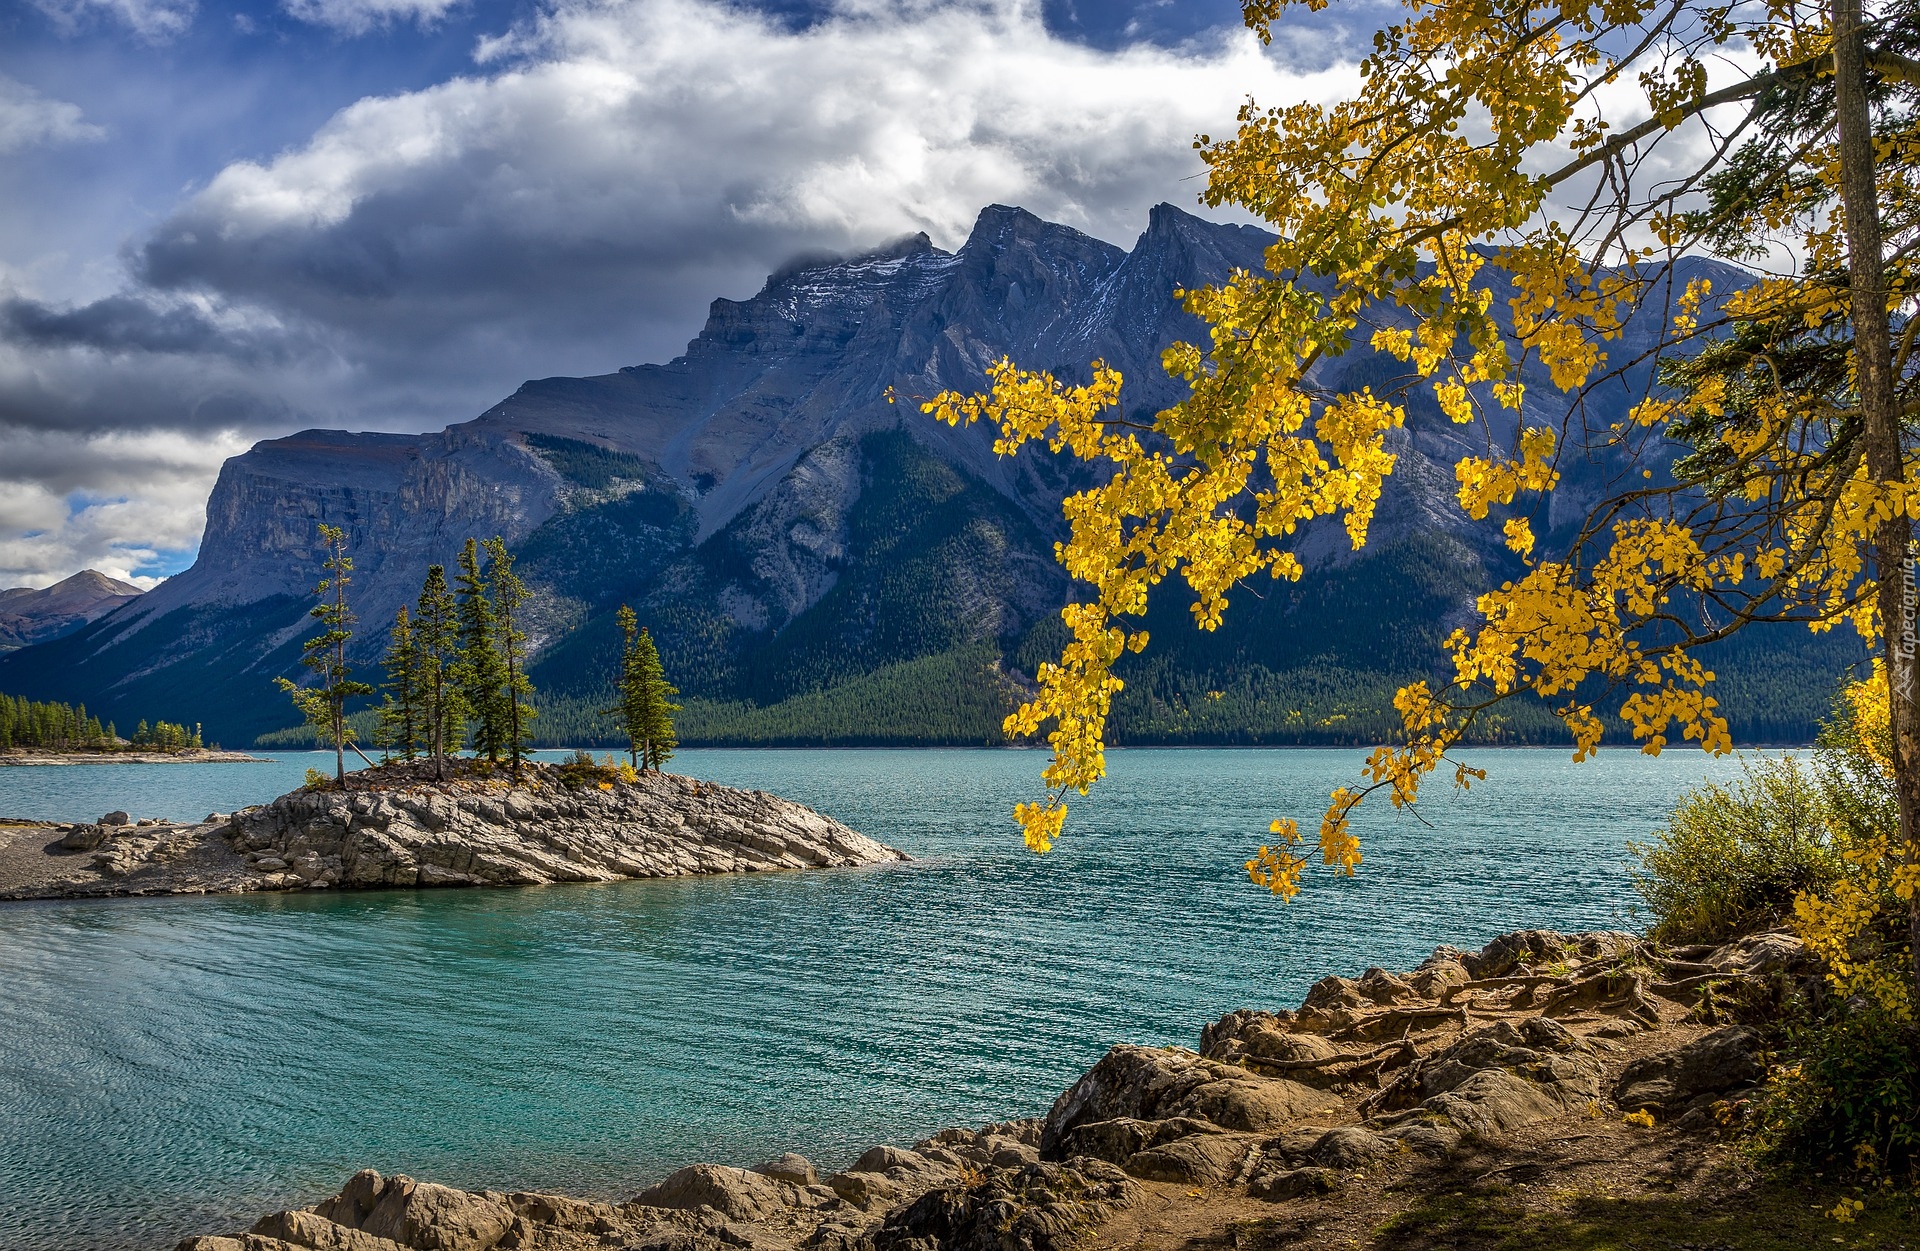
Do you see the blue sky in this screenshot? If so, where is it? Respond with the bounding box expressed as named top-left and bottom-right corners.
top-left (0, 0), bottom-right (1368, 586)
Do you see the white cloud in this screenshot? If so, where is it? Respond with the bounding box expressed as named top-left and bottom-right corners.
top-left (280, 0), bottom-right (468, 36)
top-left (0, 76), bottom-right (107, 154)
top-left (144, 0), bottom-right (1343, 324)
top-left (25, 0), bottom-right (197, 42)
top-left (0, 427), bottom-right (248, 588)
top-left (5, 0), bottom-right (1354, 585)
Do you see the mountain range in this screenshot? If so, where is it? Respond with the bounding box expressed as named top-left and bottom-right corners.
top-left (0, 204), bottom-right (1862, 748)
top-left (0, 571), bottom-right (143, 654)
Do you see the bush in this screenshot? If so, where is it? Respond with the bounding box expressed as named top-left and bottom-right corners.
top-left (555, 750), bottom-right (637, 789)
top-left (1631, 755), bottom-right (1847, 944)
top-left (1753, 1007), bottom-right (1920, 1181)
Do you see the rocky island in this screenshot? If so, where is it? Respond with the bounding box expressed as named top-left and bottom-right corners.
top-left (0, 747), bottom-right (265, 765)
top-left (174, 925), bottom-right (1901, 1251)
top-left (0, 761), bottom-right (904, 900)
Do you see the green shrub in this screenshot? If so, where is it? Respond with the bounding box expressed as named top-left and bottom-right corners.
top-left (1630, 755), bottom-right (1846, 944)
top-left (1753, 1007), bottom-right (1920, 1180)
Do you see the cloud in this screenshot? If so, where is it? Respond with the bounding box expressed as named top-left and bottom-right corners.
top-left (0, 427), bottom-right (249, 588)
top-left (24, 0), bottom-right (198, 41)
top-left (1, 0), bottom-right (1349, 585)
top-left (135, 0), bottom-right (1340, 367)
top-left (281, 0), bottom-right (469, 36)
top-left (0, 75), bottom-right (107, 154)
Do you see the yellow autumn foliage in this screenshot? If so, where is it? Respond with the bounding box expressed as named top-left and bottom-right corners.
top-left (919, 0), bottom-right (1920, 911)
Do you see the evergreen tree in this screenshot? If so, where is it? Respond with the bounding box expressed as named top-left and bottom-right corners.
top-left (377, 604), bottom-right (422, 762)
top-left (133, 719), bottom-right (150, 748)
top-left (413, 564), bottom-right (463, 781)
top-left (454, 537), bottom-right (508, 764)
top-left (635, 627), bottom-right (680, 773)
top-left (482, 536), bottom-right (536, 780)
top-left (604, 605), bottom-right (646, 769)
top-left (275, 522), bottom-right (373, 786)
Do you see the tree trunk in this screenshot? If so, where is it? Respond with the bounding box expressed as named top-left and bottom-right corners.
top-left (1833, 0), bottom-right (1920, 1001)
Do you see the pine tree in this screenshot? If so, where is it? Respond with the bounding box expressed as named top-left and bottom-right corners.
top-left (635, 627), bottom-right (679, 773)
top-left (133, 719), bottom-right (150, 748)
top-left (454, 537), bottom-right (508, 764)
top-left (482, 537), bottom-right (537, 781)
top-left (605, 605), bottom-right (646, 769)
top-left (275, 522), bottom-right (374, 786)
top-left (413, 564), bottom-right (463, 781)
top-left (377, 604), bottom-right (422, 762)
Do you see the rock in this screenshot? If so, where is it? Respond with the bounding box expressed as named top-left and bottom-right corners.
top-left (868, 1161), bottom-right (1137, 1251)
top-left (634, 1165), bottom-right (792, 1222)
top-left (252, 1208), bottom-right (410, 1251)
top-left (220, 768), bottom-right (906, 893)
top-left (826, 1171), bottom-right (904, 1210)
top-left (59, 823), bottom-right (109, 851)
top-left (359, 1176), bottom-right (514, 1251)
top-left (1052, 1117), bottom-right (1155, 1164)
top-left (1612, 1026), bottom-right (1765, 1115)
top-left (1121, 1133), bottom-right (1252, 1185)
top-left (1368, 1018), bottom-right (1605, 1140)
top-left (1040, 1045), bottom-right (1339, 1158)
top-left (1701, 932), bottom-right (1811, 977)
top-left (1461, 930), bottom-right (1570, 979)
top-left (1247, 1166), bottom-right (1341, 1201)
top-left (1379, 1121), bottom-right (1462, 1156)
top-left (101, 810), bottom-right (130, 826)
top-left (751, 1153), bottom-right (819, 1186)
top-left (1306, 1127), bottom-right (1390, 1170)
top-left (1200, 1011), bottom-right (1340, 1066)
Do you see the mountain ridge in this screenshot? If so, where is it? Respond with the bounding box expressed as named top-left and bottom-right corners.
top-left (0, 204), bottom-right (1862, 746)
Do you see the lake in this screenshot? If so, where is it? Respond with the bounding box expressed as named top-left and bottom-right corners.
top-left (0, 746), bottom-right (1758, 1251)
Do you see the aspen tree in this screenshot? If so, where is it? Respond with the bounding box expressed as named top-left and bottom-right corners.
top-left (926, 0), bottom-right (1920, 998)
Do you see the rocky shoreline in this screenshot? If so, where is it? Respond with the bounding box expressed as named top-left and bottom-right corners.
top-left (0, 747), bottom-right (264, 765)
top-left (172, 925), bottom-right (1823, 1251)
top-left (0, 763), bottom-right (905, 900)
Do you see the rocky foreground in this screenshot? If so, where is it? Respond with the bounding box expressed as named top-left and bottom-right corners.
top-left (0, 763), bottom-right (904, 900)
top-left (174, 926), bottom-right (1837, 1251)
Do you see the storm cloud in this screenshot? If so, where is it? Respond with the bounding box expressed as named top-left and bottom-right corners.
top-left (0, 0), bottom-right (1352, 587)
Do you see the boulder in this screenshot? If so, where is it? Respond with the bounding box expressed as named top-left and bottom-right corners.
top-left (826, 1170), bottom-right (906, 1210)
top-left (1612, 1026), bottom-right (1766, 1116)
top-left (1461, 931), bottom-right (1569, 979)
top-left (868, 1161), bottom-right (1137, 1251)
top-left (251, 1209), bottom-right (409, 1251)
top-left (1122, 1133), bottom-right (1252, 1185)
top-left (1247, 1166), bottom-right (1341, 1201)
top-left (1040, 1045), bottom-right (1339, 1158)
top-left (358, 1177), bottom-right (514, 1251)
top-left (59, 824), bottom-right (109, 851)
top-left (1306, 1127), bottom-right (1390, 1170)
top-left (751, 1153), bottom-right (819, 1187)
top-left (100, 810), bottom-right (130, 826)
top-left (633, 1164), bottom-right (792, 1222)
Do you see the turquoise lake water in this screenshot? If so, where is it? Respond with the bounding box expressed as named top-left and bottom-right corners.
top-left (0, 746), bottom-right (1759, 1251)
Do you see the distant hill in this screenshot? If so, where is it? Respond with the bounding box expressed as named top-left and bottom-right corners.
top-left (0, 571), bottom-right (142, 653)
top-left (0, 205), bottom-right (1863, 746)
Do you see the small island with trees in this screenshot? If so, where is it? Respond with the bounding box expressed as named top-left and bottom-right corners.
top-left (0, 691), bottom-right (259, 765)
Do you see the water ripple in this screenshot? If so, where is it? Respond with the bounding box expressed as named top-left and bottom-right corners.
top-left (0, 746), bottom-right (1759, 1251)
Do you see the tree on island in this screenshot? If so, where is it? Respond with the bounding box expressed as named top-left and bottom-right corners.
top-left (413, 564), bottom-right (464, 781)
top-left (276, 522), bottom-right (373, 787)
top-left (483, 536), bottom-right (537, 781)
top-left (376, 605), bottom-right (422, 762)
top-left (925, 0), bottom-right (1920, 999)
top-left (605, 605), bottom-right (680, 772)
top-left (454, 537), bottom-right (509, 766)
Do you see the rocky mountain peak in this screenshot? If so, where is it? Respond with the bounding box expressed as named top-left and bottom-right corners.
top-left (0, 569), bottom-right (145, 653)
